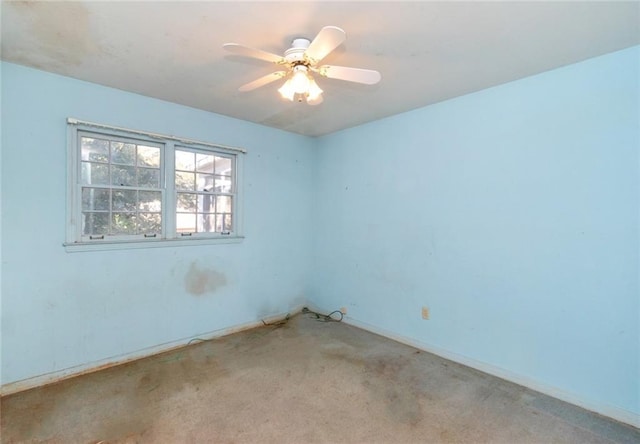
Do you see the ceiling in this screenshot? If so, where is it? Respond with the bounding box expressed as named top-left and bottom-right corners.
top-left (2, 1), bottom-right (639, 137)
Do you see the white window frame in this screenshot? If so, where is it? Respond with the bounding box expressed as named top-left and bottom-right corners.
top-left (65, 118), bottom-right (245, 252)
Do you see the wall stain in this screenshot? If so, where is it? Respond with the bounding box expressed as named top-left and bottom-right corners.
top-left (184, 262), bottom-right (227, 296)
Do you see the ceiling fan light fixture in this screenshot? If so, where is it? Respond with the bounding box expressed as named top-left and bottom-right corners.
top-left (279, 65), bottom-right (323, 104)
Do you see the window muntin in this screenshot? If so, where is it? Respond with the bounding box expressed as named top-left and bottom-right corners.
top-left (68, 121), bottom-right (243, 248)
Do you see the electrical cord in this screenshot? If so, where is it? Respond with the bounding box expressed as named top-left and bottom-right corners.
top-left (188, 308), bottom-right (341, 346)
top-left (302, 307), bottom-right (343, 322)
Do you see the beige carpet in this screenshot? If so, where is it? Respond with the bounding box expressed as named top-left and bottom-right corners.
top-left (2, 313), bottom-right (638, 443)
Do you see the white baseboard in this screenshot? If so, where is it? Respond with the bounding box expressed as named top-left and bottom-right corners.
top-left (1, 310), bottom-right (296, 397)
top-left (343, 316), bottom-right (640, 429)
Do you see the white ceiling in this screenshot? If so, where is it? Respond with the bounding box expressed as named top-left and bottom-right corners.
top-left (2, 1), bottom-right (639, 137)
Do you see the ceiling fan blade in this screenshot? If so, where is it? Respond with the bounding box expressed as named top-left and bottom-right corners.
top-left (238, 71), bottom-right (287, 92)
top-left (304, 26), bottom-right (346, 64)
top-left (223, 43), bottom-right (285, 64)
top-left (317, 65), bottom-right (381, 85)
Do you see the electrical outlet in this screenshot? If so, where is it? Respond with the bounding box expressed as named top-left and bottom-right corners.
top-left (421, 306), bottom-right (430, 320)
top-left (340, 306), bottom-right (347, 315)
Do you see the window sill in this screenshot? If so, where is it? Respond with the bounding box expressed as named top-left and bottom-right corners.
top-left (64, 236), bottom-right (244, 252)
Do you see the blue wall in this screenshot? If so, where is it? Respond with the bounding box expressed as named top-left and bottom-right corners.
top-left (1, 62), bottom-right (315, 385)
top-left (2, 46), bottom-right (638, 422)
top-left (312, 46), bottom-right (639, 417)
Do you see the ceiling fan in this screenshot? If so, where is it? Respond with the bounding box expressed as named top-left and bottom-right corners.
top-left (223, 26), bottom-right (381, 105)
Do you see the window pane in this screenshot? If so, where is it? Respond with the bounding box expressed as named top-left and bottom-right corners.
top-left (197, 195), bottom-right (215, 213)
top-left (82, 188), bottom-right (110, 211)
top-left (111, 165), bottom-right (137, 186)
top-left (216, 196), bottom-right (232, 213)
top-left (112, 213), bottom-right (136, 235)
top-left (175, 150), bottom-right (195, 171)
top-left (81, 162), bottom-right (109, 185)
top-left (81, 137), bottom-right (109, 162)
top-left (197, 214), bottom-right (215, 233)
top-left (112, 190), bottom-right (137, 211)
top-left (196, 173), bottom-right (214, 192)
top-left (214, 156), bottom-right (232, 175)
top-left (111, 142), bottom-right (136, 165)
top-left (82, 212), bottom-right (109, 235)
top-left (215, 214), bottom-right (232, 232)
top-left (139, 191), bottom-right (162, 211)
top-left (176, 213), bottom-right (196, 233)
top-left (177, 193), bottom-right (196, 212)
top-left (175, 171), bottom-right (195, 191)
top-left (196, 153), bottom-right (214, 173)
top-left (137, 145), bottom-right (160, 167)
top-left (138, 167), bottom-right (160, 188)
top-left (137, 213), bottom-right (161, 234)
top-left (223, 214), bottom-right (232, 232)
top-left (215, 175), bottom-right (232, 193)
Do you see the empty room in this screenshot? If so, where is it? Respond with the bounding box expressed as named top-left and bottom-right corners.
top-left (1, 1), bottom-right (639, 442)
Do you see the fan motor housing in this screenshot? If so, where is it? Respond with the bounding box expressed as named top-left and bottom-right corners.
top-left (284, 38), bottom-right (311, 63)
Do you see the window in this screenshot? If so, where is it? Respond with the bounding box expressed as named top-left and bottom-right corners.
top-left (80, 134), bottom-right (163, 238)
top-left (66, 119), bottom-right (244, 251)
top-left (174, 148), bottom-right (234, 235)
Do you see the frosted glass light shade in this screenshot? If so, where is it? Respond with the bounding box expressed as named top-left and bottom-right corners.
top-left (307, 78), bottom-right (323, 101)
top-left (278, 79), bottom-right (295, 101)
top-left (291, 70), bottom-right (310, 94)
